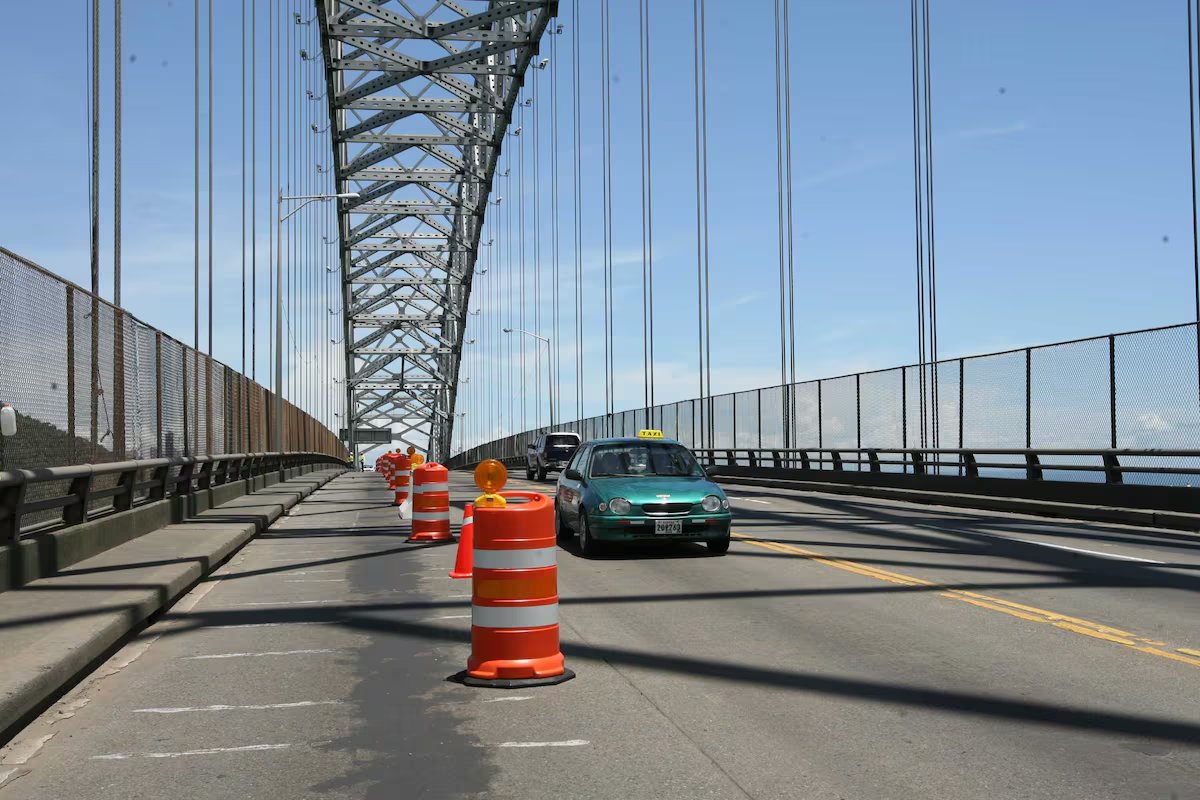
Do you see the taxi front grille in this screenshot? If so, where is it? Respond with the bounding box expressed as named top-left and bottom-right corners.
top-left (640, 502), bottom-right (693, 515)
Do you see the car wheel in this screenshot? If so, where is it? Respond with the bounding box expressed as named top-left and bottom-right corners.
top-left (706, 535), bottom-right (731, 555)
top-left (525, 462), bottom-right (534, 480)
top-left (555, 501), bottom-right (571, 540)
top-left (537, 466), bottom-right (547, 481)
top-left (578, 514), bottom-right (601, 557)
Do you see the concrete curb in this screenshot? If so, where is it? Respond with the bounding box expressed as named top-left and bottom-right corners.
top-left (0, 468), bottom-right (345, 744)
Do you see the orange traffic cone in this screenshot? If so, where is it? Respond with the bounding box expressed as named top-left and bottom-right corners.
top-left (449, 503), bottom-right (474, 579)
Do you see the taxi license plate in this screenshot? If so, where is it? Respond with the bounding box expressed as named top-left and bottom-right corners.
top-left (654, 519), bottom-right (682, 535)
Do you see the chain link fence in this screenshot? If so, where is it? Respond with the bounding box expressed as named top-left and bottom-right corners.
top-left (0, 247), bottom-right (349, 473)
top-left (450, 321), bottom-right (1200, 469)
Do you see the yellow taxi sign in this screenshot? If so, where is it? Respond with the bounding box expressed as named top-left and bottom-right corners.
top-left (637, 429), bottom-right (664, 440)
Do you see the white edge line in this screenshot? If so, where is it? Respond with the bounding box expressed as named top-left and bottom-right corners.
top-left (183, 649), bottom-right (335, 660)
top-left (959, 528), bottom-right (1166, 564)
top-left (482, 695), bottom-right (534, 703)
top-left (92, 744), bottom-right (293, 760)
top-left (132, 701), bottom-right (343, 714)
top-left (494, 740), bottom-right (589, 748)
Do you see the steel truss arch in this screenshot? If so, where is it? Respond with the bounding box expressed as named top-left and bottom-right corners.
top-left (317, 0), bottom-right (557, 460)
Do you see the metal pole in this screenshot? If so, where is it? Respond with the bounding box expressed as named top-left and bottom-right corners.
top-left (275, 191), bottom-right (283, 453)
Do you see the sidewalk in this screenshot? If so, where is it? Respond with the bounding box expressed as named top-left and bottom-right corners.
top-left (0, 467), bottom-right (345, 741)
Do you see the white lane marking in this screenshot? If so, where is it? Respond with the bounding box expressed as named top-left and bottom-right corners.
top-left (482, 696), bottom-right (533, 703)
top-left (431, 614), bottom-right (471, 620)
top-left (285, 579), bottom-right (346, 583)
top-left (443, 594), bottom-right (471, 598)
top-left (207, 621), bottom-right (336, 630)
top-left (225, 599), bottom-right (341, 607)
top-left (92, 744), bottom-right (293, 760)
top-left (939, 527), bottom-right (1167, 564)
top-left (735, 497), bottom-right (771, 505)
top-left (277, 570), bottom-right (342, 576)
top-left (133, 701), bottom-right (343, 714)
top-left (183, 649), bottom-right (335, 660)
top-left (495, 740), bottom-right (589, 748)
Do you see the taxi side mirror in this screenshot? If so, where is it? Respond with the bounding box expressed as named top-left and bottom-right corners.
top-left (564, 468), bottom-right (582, 481)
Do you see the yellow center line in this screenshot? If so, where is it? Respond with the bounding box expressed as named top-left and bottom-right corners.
top-left (731, 532), bottom-right (1200, 669)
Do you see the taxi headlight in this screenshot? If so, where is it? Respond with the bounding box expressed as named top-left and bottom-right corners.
top-left (701, 495), bottom-right (722, 513)
top-left (608, 497), bottom-right (632, 515)
top-left (721, 498), bottom-right (730, 510)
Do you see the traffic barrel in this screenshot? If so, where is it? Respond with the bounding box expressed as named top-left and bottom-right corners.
top-left (455, 490), bottom-right (575, 688)
top-left (449, 502), bottom-right (475, 579)
top-left (390, 453), bottom-right (412, 507)
top-left (408, 462), bottom-right (452, 542)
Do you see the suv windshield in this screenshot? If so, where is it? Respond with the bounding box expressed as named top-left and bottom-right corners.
top-left (588, 443), bottom-right (703, 478)
top-left (545, 435), bottom-right (579, 449)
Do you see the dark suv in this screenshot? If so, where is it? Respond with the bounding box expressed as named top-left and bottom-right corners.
top-left (526, 432), bottom-right (582, 481)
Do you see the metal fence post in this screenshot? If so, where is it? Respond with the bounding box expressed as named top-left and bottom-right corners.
top-left (901, 367), bottom-right (907, 452)
top-left (114, 464), bottom-right (137, 512)
top-left (855, 373), bottom-right (861, 449)
top-left (757, 389), bottom-right (762, 448)
top-left (1025, 348), bottom-right (1033, 448)
top-left (817, 380), bottom-right (824, 449)
top-left (1109, 335), bottom-right (1117, 448)
top-left (114, 310), bottom-right (127, 459)
top-left (155, 331), bottom-right (163, 458)
top-left (0, 477), bottom-right (26, 543)
top-left (66, 288), bottom-right (77, 464)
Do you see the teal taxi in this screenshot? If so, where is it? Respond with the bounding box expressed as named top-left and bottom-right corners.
top-left (553, 430), bottom-right (732, 556)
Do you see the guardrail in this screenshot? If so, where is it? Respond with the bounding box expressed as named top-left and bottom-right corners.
top-left (0, 452), bottom-right (348, 540)
top-left (692, 447), bottom-right (1200, 485)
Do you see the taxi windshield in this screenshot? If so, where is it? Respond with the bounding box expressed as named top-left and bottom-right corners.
top-left (588, 443), bottom-right (704, 478)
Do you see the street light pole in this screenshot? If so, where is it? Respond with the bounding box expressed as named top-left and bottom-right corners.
top-left (503, 328), bottom-right (554, 428)
top-left (275, 191), bottom-right (358, 454)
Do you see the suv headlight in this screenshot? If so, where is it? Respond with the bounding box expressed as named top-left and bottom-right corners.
top-left (701, 495), bottom-right (722, 513)
top-left (608, 497), bottom-right (632, 515)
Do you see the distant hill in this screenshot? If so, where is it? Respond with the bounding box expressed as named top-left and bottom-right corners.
top-left (0, 413), bottom-right (114, 473)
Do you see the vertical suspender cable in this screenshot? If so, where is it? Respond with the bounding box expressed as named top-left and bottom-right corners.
top-left (551, 26), bottom-right (561, 429)
top-left (1189, 0), bottom-right (1200, 402)
top-left (601, 0), bottom-right (614, 428)
top-left (572, 0), bottom-right (583, 422)
top-left (774, 0), bottom-right (787, 442)
top-left (784, 0), bottom-right (797, 418)
top-left (193, 0), bottom-right (200, 453)
top-left (241, 0), bottom-right (247, 381)
top-left (208, 0), bottom-right (214, 360)
top-left (91, 0), bottom-right (100, 298)
top-left (519, 102), bottom-right (527, 431)
top-left (252, 0), bottom-right (258, 386)
top-left (114, 0), bottom-right (123, 306)
top-left (921, 0), bottom-right (939, 449)
top-left (693, 0), bottom-right (712, 448)
top-left (639, 0), bottom-right (655, 416)
top-left (909, 0), bottom-right (926, 450)
top-left (533, 72), bottom-right (542, 428)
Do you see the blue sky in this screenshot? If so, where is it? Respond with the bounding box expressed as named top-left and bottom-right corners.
top-left (1, 1), bottom-right (1198, 453)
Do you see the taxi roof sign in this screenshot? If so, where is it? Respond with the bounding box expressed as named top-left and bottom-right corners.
top-left (637, 429), bottom-right (664, 440)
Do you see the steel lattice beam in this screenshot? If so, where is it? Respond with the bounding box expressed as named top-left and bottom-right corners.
top-left (318, 0), bottom-right (556, 460)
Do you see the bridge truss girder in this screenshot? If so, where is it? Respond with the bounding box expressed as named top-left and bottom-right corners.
top-left (317, 0), bottom-right (557, 460)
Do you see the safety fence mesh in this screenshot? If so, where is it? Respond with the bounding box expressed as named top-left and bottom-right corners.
top-left (450, 320), bottom-right (1200, 468)
top-left (0, 247), bottom-right (349, 472)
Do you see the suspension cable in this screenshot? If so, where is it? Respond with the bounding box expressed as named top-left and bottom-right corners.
top-left (922, 0), bottom-right (939, 449)
top-left (693, 0), bottom-right (712, 448)
top-left (114, 0), bottom-right (123, 306)
top-left (639, 0), bottom-right (655, 416)
top-left (1189, 0), bottom-right (1200, 401)
top-left (909, 0), bottom-right (926, 449)
top-left (572, 0), bottom-right (583, 422)
top-left (601, 0), bottom-right (614, 428)
top-left (533, 71), bottom-right (542, 428)
top-left (551, 24), bottom-right (561, 427)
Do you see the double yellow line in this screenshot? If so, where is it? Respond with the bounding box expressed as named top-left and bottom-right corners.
top-left (731, 532), bottom-right (1200, 669)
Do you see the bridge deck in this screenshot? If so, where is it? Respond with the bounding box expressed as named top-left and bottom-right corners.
top-left (2, 472), bottom-right (1198, 799)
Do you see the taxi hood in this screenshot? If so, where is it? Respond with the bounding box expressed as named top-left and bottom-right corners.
top-left (588, 475), bottom-right (721, 503)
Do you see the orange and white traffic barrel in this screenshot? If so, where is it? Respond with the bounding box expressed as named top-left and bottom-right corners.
top-left (456, 490), bottom-right (574, 688)
top-left (390, 454), bottom-right (411, 507)
top-left (408, 462), bottom-right (452, 542)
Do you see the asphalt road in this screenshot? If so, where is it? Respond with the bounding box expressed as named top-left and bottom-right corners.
top-left (1, 470), bottom-right (1198, 799)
